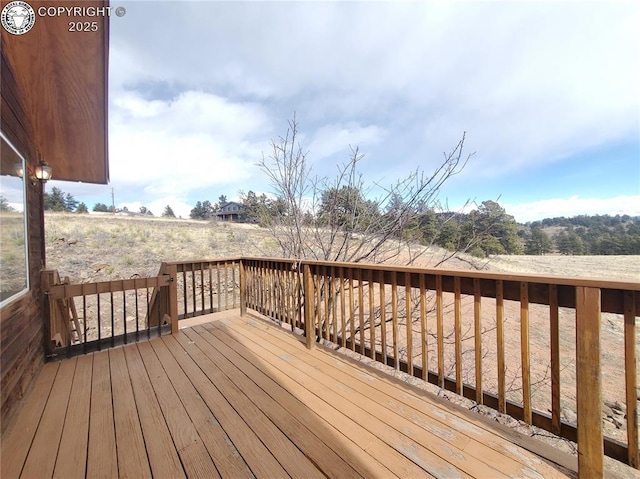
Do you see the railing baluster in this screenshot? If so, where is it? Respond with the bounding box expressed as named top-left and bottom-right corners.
top-left (182, 268), bottom-right (187, 318)
top-left (624, 291), bottom-right (639, 468)
top-left (521, 282), bottom-right (532, 424)
top-left (273, 261), bottom-right (277, 318)
top-left (314, 267), bottom-right (321, 339)
top-left (369, 269), bottom-right (375, 360)
top-left (97, 292), bottom-right (102, 349)
top-left (134, 281), bottom-right (140, 341)
top-left (123, 288), bottom-right (127, 343)
top-left (217, 263), bottom-right (222, 313)
top-left (232, 263), bottom-right (237, 309)
top-left (474, 278), bottom-right (482, 404)
top-left (110, 291), bottom-right (115, 347)
top-left (496, 279), bottom-right (506, 414)
top-left (324, 266), bottom-right (330, 340)
top-left (225, 261), bottom-right (230, 311)
top-left (436, 275), bottom-right (444, 388)
top-left (349, 269), bottom-right (355, 352)
top-left (208, 264), bottom-right (214, 313)
top-left (420, 274), bottom-right (427, 381)
top-left (191, 263), bottom-right (196, 317)
top-left (380, 278), bottom-right (387, 367)
top-left (405, 272), bottom-right (413, 376)
top-left (454, 276), bottom-right (462, 395)
top-left (358, 268), bottom-right (365, 355)
top-left (303, 264), bottom-right (314, 349)
top-left (267, 260), bottom-right (271, 317)
top-left (270, 262), bottom-right (276, 319)
top-left (550, 284), bottom-right (561, 434)
top-left (338, 267), bottom-right (345, 347)
top-left (283, 268), bottom-right (293, 327)
top-left (332, 267), bottom-right (338, 342)
top-left (391, 271), bottom-right (399, 370)
top-left (199, 263), bottom-right (205, 313)
top-left (146, 286), bottom-right (150, 339)
top-left (81, 285), bottom-right (88, 352)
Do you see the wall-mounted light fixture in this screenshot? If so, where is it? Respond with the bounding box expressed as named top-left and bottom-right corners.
top-left (14, 158), bottom-right (53, 183)
top-left (34, 160), bottom-right (52, 182)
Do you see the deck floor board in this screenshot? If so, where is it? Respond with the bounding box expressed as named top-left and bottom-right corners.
top-left (231, 315), bottom-right (568, 478)
top-left (1, 311), bottom-right (577, 479)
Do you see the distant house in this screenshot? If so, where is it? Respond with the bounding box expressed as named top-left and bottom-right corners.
top-left (215, 201), bottom-right (246, 222)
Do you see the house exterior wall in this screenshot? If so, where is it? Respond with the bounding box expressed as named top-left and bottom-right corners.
top-left (216, 202), bottom-right (247, 222)
top-left (0, 50), bottom-right (45, 435)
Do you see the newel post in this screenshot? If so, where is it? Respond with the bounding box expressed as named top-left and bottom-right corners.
top-left (239, 259), bottom-right (247, 316)
top-left (575, 286), bottom-right (603, 478)
top-left (303, 263), bottom-right (315, 349)
top-left (167, 263), bottom-right (179, 335)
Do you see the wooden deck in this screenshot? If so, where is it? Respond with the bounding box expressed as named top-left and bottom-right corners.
top-left (1, 311), bottom-right (578, 479)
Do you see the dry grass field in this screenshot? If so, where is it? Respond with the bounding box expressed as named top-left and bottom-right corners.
top-left (44, 212), bottom-right (640, 282)
top-left (0, 212), bottom-right (27, 300)
top-left (43, 212), bottom-right (639, 469)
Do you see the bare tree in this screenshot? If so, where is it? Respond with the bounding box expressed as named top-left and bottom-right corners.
top-left (257, 114), bottom-right (478, 266)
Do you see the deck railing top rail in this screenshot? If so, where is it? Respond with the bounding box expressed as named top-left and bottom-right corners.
top-left (189, 256), bottom-right (640, 290)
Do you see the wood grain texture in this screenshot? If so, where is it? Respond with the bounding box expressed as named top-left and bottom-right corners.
top-left (623, 291), bottom-right (638, 468)
top-left (1, 0), bottom-right (108, 184)
top-left (1, 314), bottom-right (584, 479)
top-left (575, 286), bottom-right (603, 478)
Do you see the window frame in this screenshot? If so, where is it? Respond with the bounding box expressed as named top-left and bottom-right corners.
top-left (0, 131), bottom-right (30, 308)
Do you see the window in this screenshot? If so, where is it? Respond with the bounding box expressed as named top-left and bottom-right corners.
top-left (0, 132), bottom-right (29, 306)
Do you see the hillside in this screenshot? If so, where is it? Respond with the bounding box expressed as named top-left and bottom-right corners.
top-left (44, 212), bottom-right (639, 283)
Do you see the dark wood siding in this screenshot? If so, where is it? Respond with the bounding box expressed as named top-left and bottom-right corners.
top-left (1, 47), bottom-right (45, 435)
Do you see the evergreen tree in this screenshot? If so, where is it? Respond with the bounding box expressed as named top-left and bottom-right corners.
top-left (64, 193), bottom-right (78, 212)
top-left (461, 201), bottom-right (522, 256)
top-left (525, 227), bottom-right (553, 255)
top-left (0, 196), bottom-right (14, 212)
top-left (162, 205), bottom-right (176, 218)
top-left (139, 206), bottom-right (153, 216)
top-left (190, 200), bottom-right (213, 219)
top-left (44, 187), bottom-right (68, 211)
top-left (76, 202), bottom-right (89, 214)
top-left (93, 202), bottom-right (110, 212)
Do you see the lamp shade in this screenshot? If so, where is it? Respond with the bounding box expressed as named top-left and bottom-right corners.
top-left (14, 162), bottom-right (24, 178)
top-left (35, 162), bottom-right (52, 181)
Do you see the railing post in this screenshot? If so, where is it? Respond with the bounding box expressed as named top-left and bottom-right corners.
top-left (239, 259), bottom-right (247, 316)
top-left (41, 270), bottom-right (54, 356)
top-left (576, 286), bottom-right (603, 478)
top-left (303, 263), bottom-right (314, 349)
top-left (167, 263), bottom-right (179, 335)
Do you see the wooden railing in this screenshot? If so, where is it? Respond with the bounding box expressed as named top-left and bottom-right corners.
top-left (241, 257), bottom-right (639, 474)
top-left (43, 256), bottom-right (639, 474)
top-left (41, 259), bottom-right (241, 357)
top-left (162, 258), bottom-right (240, 319)
top-left (42, 269), bottom-right (177, 358)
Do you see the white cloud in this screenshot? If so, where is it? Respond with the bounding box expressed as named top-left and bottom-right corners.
top-left (103, 1), bottom-right (638, 215)
top-left (109, 89), bottom-right (271, 197)
top-left (308, 123), bottom-right (386, 163)
top-left (505, 195), bottom-right (640, 223)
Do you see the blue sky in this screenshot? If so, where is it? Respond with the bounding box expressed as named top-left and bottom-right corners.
top-left (48, 0), bottom-right (639, 222)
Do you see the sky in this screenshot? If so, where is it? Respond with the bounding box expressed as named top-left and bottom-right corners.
top-left (46, 0), bottom-right (639, 223)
